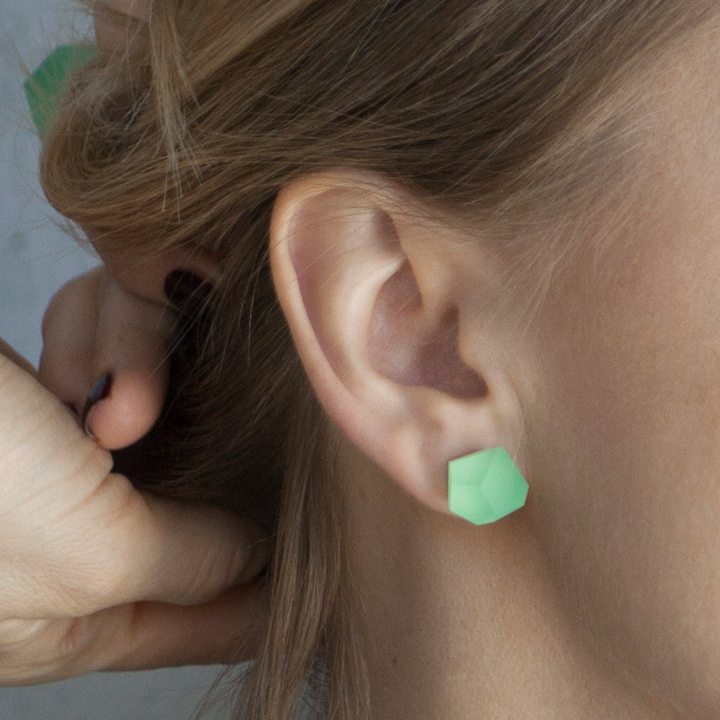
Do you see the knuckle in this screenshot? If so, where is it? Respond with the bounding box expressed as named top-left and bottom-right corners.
top-left (48, 552), bottom-right (130, 616)
top-left (56, 474), bottom-right (141, 612)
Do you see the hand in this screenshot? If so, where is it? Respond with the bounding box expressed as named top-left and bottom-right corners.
top-left (39, 265), bottom-right (172, 450)
top-left (0, 268), bottom-right (268, 685)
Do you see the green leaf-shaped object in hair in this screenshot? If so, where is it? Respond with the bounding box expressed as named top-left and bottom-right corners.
top-left (24, 44), bottom-right (97, 141)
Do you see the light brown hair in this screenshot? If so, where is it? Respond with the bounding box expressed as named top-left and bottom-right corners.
top-left (40, 1), bottom-right (716, 717)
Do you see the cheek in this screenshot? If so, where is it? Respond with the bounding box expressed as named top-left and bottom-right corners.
top-left (526, 241), bottom-right (720, 715)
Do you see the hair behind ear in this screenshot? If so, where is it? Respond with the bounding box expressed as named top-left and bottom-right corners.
top-left (235, 383), bottom-right (372, 720)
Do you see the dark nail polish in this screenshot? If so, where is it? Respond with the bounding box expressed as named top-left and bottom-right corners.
top-left (163, 270), bottom-right (212, 310)
top-left (81, 372), bottom-right (113, 438)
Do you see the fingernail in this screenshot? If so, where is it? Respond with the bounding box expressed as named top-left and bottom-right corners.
top-left (81, 372), bottom-right (113, 439)
top-left (163, 270), bottom-right (212, 310)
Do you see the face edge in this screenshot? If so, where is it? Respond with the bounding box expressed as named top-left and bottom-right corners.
top-left (516, 20), bottom-right (720, 719)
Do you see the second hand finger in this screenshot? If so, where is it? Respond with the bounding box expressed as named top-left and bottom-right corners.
top-left (83, 273), bottom-right (173, 450)
top-left (0, 583), bottom-right (268, 684)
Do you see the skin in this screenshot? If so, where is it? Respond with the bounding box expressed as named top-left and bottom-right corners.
top-left (22, 0), bottom-right (720, 713)
top-left (268, 16), bottom-right (720, 720)
top-left (521, 24), bottom-right (720, 718)
top-left (0, 264), bottom-right (269, 683)
top-left (0, 1), bottom-right (267, 684)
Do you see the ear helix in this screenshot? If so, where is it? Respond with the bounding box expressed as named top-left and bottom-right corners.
top-left (448, 448), bottom-right (528, 525)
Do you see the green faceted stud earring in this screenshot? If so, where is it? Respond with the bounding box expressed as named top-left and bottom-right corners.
top-left (24, 44), bottom-right (97, 141)
top-left (448, 447), bottom-right (528, 525)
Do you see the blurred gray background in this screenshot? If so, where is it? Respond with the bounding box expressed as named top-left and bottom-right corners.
top-left (0, 0), bottom-right (228, 717)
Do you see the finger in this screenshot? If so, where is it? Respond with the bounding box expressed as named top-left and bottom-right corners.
top-left (38, 269), bottom-right (100, 414)
top-left (39, 270), bottom-right (173, 450)
top-left (82, 274), bottom-right (173, 449)
top-left (0, 353), bottom-right (269, 622)
top-left (0, 584), bottom-right (268, 684)
top-left (17, 475), bottom-right (272, 618)
top-left (101, 488), bottom-right (272, 607)
top-left (99, 584), bottom-right (269, 671)
top-left (0, 472), bottom-right (270, 620)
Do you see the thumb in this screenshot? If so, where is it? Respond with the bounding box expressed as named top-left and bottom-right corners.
top-left (40, 477), bottom-right (272, 617)
top-left (0, 349), bottom-right (269, 618)
top-left (121, 491), bottom-right (271, 606)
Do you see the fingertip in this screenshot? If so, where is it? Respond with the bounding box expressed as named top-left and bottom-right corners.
top-left (85, 371), bottom-right (166, 450)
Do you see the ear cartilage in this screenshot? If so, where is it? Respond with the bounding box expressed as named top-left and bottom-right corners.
top-left (448, 447), bottom-right (528, 525)
top-left (24, 44), bottom-right (97, 141)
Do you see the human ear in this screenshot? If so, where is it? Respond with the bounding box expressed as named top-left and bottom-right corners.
top-left (270, 172), bottom-right (527, 517)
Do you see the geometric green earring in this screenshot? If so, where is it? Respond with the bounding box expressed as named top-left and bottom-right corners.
top-left (24, 44), bottom-right (97, 142)
top-left (448, 447), bottom-right (529, 525)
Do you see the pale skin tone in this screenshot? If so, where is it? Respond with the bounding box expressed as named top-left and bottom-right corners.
top-left (13, 3), bottom-right (720, 719)
top-left (269, 16), bottom-right (720, 720)
top-left (0, 0), bottom-right (268, 683)
top-left (0, 251), bottom-right (269, 682)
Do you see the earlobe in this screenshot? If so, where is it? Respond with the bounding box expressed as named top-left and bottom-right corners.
top-left (270, 172), bottom-right (527, 519)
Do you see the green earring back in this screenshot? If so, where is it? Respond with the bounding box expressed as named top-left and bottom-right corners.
top-left (448, 447), bottom-right (528, 525)
top-left (24, 44), bottom-right (97, 141)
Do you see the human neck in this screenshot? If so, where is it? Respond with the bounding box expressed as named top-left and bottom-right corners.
top-left (336, 441), bottom-right (684, 720)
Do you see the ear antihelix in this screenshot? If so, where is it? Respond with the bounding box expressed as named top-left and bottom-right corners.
top-left (448, 448), bottom-right (528, 525)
